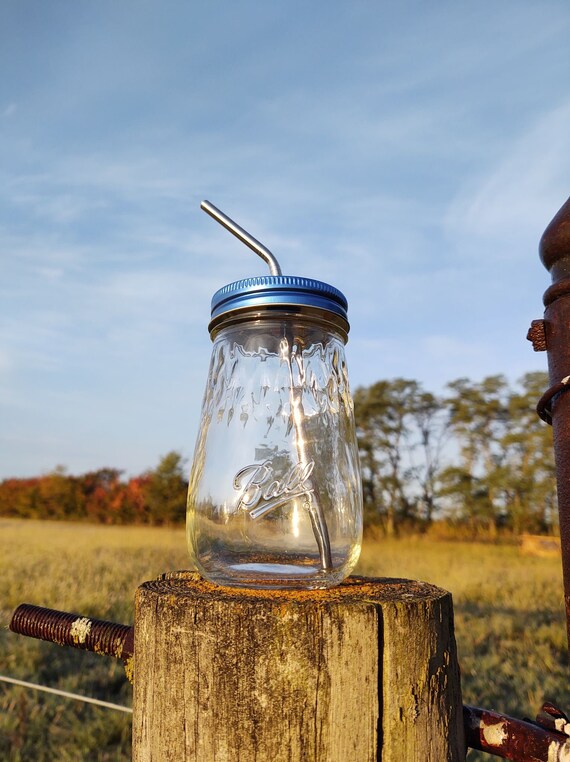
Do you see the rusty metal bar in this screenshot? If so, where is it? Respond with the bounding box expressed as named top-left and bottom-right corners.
top-left (9, 603), bottom-right (134, 681)
top-left (464, 704), bottom-right (570, 760)
top-left (529, 195), bottom-right (570, 651)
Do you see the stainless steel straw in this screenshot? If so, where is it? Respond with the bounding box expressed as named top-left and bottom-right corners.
top-left (200, 200), bottom-right (282, 276)
top-left (200, 200), bottom-right (332, 572)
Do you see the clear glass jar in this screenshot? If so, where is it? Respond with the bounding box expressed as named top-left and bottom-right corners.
top-left (187, 284), bottom-right (363, 589)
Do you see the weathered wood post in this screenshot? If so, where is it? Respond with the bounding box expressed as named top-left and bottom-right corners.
top-left (132, 571), bottom-right (464, 761)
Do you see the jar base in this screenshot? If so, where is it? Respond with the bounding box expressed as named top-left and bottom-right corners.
top-left (196, 559), bottom-right (351, 590)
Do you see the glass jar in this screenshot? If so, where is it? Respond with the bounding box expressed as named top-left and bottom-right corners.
top-left (186, 274), bottom-right (363, 589)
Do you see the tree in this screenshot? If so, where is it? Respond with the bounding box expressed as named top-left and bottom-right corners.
top-left (80, 469), bottom-right (123, 524)
top-left (440, 375), bottom-right (509, 528)
top-left (408, 391), bottom-right (447, 525)
top-left (0, 477), bottom-right (39, 518)
top-left (494, 372), bottom-right (556, 533)
top-left (115, 475), bottom-right (152, 524)
top-left (354, 379), bottom-right (445, 533)
top-left (36, 466), bottom-right (82, 520)
top-left (143, 451), bottom-right (188, 524)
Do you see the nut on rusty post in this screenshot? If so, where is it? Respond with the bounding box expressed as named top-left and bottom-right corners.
top-left (527, 319), bottom-right (546, 351)
top-left (9, 604), bottom-right (134, 682)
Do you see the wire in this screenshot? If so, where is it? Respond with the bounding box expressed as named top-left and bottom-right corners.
top-left (537, 374), bottom-right (570, 424)
top-left (0, 674), bottom-right (132, 714)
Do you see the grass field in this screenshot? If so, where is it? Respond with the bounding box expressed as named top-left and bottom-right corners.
top-left (1, 518), bottom-right (568, 760)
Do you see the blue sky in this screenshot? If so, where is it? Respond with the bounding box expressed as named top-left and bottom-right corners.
top-left (1, 1), bottom-right (569, 479)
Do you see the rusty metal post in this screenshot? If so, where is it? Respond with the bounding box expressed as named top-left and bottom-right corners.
top-left (530, 196), bottom-right (570, 652)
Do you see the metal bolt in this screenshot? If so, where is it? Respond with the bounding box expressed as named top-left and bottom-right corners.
top-left (9, 604), bottom-right (134, 682)
top-left (527, 319), bottom-right (547, 351)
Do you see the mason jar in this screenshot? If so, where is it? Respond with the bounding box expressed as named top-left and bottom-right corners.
top-left (186, 273), bottom-right (362, 589)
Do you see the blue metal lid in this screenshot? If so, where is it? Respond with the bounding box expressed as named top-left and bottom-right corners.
top-left (210, 275), bottom-right (348, 323)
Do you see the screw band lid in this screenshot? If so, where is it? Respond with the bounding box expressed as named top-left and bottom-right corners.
top-left (210, 275), bottom-right (349, 323)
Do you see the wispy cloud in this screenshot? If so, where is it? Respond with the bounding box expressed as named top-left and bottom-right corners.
top-left (444, 102), bottom-right (570, 256)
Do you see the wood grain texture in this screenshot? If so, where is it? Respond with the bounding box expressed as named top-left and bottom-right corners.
top-left (132, 572), bottom-right (464, 761)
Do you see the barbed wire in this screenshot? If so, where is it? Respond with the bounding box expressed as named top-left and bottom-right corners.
top-left (0, 674), bottom-right (132, 714)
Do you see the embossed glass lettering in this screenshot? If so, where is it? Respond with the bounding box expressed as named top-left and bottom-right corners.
top-left (233, 460), bottom-right (315, 520)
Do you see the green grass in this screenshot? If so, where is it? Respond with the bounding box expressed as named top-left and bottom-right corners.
top-left (1, 519), bottom-right (568, 760)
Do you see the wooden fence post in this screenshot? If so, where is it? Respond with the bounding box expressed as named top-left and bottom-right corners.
top-left (132, 571), bottom-right (464, 761)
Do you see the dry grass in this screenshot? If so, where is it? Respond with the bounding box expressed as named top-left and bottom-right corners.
top-left (1, 519), bottom-right (568, 760)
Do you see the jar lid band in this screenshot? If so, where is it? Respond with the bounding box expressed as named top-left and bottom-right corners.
top-left (211, 275), bottom-right (348, 322)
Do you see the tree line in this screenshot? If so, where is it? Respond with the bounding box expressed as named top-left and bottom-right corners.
top-left (0, 451), bottom-right (188, 525)
top-left (354, 371), bottom-right (556, 535)
top-left (0, 372), bottom-right (557, 534)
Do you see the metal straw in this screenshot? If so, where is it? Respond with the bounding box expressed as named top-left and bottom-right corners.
top-left (283, 339), bottom-right (333, 572)
top-left (201, 200), bottom-right (332, 573)
top-left (200, 200), bottom-right (282, 276)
